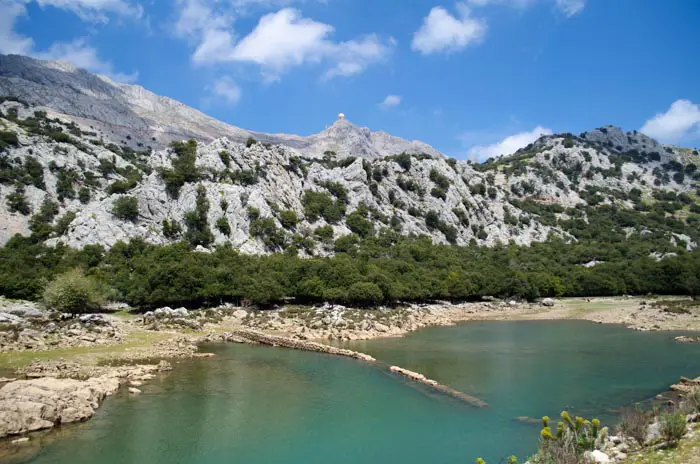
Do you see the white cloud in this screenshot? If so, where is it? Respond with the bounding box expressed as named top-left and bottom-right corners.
top-left (187, 8), bottom-right (392, 80)
top-left (36, 0), bottom-right (143, 23)
top-left (467, 126), bottom-right (552, 160)
top-left (554, 0), bottom-right (584, 17)
top-left (640, 100), bottom-right (700, 143)
top-left (467, 0), bottom-right (585, 17)
top-left (34, 38), bottom-right (138, 83)
top-left (212, 77), bottom-right (242, 105)
top-left (412, 3), bottom-right (486, 55)
top-left (0, 1), bottom-right (34, 55)
top-left (0, 0), bottom-right (138, 83)
top-left (379, 95), bottom-right (401, 109)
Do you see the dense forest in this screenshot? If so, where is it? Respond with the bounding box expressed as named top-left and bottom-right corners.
top-left (1, 223), bottom-right (698, 309)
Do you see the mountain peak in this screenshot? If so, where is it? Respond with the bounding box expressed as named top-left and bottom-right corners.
top-left (0, 54), bottom-right (446, 160)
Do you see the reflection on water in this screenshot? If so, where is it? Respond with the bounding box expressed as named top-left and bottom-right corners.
top-left (8, 320), bottom-right (700, 464)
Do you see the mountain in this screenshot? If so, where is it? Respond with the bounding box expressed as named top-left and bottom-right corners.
top-left (0, 54), bottom-right (699, 257)
top-left (0, 54), bottom-right (442, 160)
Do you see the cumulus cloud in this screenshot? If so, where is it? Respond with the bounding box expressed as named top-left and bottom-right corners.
top-left (640, 100), bottom-right (700, 143)
top-left (212, 77), bottom-right (242, 104)
top-left (379, 95), bottom-right (401, 109)
top-left (412, 3), bottom-right (486, 55)
top-left (467, 126), bottom-right (552, 160)
top-left (186, 8), bottom-right (393, 80)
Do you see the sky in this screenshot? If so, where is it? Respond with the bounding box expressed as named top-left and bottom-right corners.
top-left (1, 0), bottom-right (700, 160)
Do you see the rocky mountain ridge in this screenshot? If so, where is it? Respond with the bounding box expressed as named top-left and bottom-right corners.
top-left (0, 54), bottom-right (442, 160)
top-left (1, 55), bottom-right (699, 256)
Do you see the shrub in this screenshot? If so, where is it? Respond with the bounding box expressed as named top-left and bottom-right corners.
top-left (431, 187), bottom-right (447, 200)
top-left (530, 412), bottom-right (604, 464)
top-left (250, 217), bottom-right (286, 250)
top-left (162, 219), bottom-right (182, 239)
top-left (0, 130), bottom-right (19, 151)
top-left (318, 181), bottom-right (349, 203)
top-left (302, 190), bottom-right (346, 223)
top-left (279, 210), bottom-right (298, 229)
top-left (429, 168), bottom-right (450, 190)
top-left (54, 211), bottom-right (76, 236)
top-left (78, 187), bottom-right (91, 204)
top-left (159, 139), bottom-right (200, 198)
top-left (184, 185), bottom-right (214, 248)
top-left (346, 210), bottom-right (374, 238)
top-left (470, 183), bottom-right (486, 196)
top-left (393, 153), bottom-right (411, 171)
top-left (219, 151), bottom-right (231, 167)
top-left (617, 406), bottom-right (651, 445)
top-left (314, 225), bottom-right (334, 242)
top-left (6, 186), bottom-right (31, 215)
top-left (111, 196), bottom-right (139, 222)
top-left (347, 282), bottom-right (383, 306)
top-left (246, 137), bottom-right (257, 148)
top-left (660, 411), bottom-right (686, 446)
top-left (216, 216), bottom-right (231, 236)
top-left (42, 269), bottom-right (105, 314)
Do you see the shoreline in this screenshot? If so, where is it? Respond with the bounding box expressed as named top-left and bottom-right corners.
top-left (1, 296), bottom-right (699, 453)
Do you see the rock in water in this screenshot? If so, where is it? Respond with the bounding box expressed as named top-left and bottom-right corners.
top-left (0, 376), bottom-right (120, 438)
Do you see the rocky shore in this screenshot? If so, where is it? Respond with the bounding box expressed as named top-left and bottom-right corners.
top-left (0, 295), bottom-right (698, 451)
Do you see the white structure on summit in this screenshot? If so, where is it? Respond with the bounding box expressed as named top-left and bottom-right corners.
top-left (338, 113), bottom-right (345, 120)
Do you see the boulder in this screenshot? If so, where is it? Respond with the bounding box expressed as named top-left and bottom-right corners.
top-left (583, 450), bottom-right (611, 463)
top-left (4, 306), bottom-right (46, 318)
top-left (128, 387), bottom-right (141, 394)
top-left (541, 298), bottom-right (556, 307)
top-left (0, 376), bottom-right (120, 438)
top-left (78, 314), bottom-right (108, 325)
top-left (171, 307), bottom-right (189, 318)
top-left (232, 309), bottom-right (248, 319)
top-left (0, 312), bottom-right (24, 325)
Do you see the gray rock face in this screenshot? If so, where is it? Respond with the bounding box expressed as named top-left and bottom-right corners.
top-left (0, 54), bottom-right (698, 255)
top-left (0, 54), bottom-right (443, 160)
top-left (0, 376), bottom-right (120, 438)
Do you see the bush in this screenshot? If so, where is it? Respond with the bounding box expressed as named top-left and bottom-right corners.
top-left (250, 217), bottom-right (286, 250)
top-left (429, 168), bottom-right (450, 190)
top-left (279, 210), bottom-right (298, 229)
top-left (530, 412), bottom-right (604, 464)
top-left (55, 211), bottom-right (76, 236)
top-left (159, 139), bottom-right (200, 198)
top-left (219, 151), bottom-right (231, 167)
top-left (111, 196), bottom-right (139, 222)
top-left (617, 406), bottom-right (651, 445)
top-left (346, 210), bottom-right (374, 238)
top-left (7, 186), bottom-right (31, 215)
top-left (184, 185), bottom-right (214, 248)
top-left (347, 282), bottom-right (383, 306)
top-left (216, 216), bottom-right (231, 236)
top-left (246, 137), bottom-right (257, 148)
top-left (162, 219), bottom-right (182, 239)
top-left (42, 269), bottom-right (105, 314)
top-left (78, 187), bottom-right (91, 204)
top-left (302, 190), bottom-right (346, 223)
top-left (660, 411), bottom-right (686, 446)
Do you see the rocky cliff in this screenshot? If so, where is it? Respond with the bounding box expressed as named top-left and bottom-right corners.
top-left (0, 55), bottom-right (699, 255)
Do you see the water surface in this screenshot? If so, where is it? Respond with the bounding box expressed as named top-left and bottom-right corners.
top-left (13, 320), bottom-right (700, 464)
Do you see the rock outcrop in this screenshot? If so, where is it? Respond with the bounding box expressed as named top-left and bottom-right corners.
top-left (0, 376), bottom-right (120, 438)
top-left (1, 54), bottom-right (698, 254)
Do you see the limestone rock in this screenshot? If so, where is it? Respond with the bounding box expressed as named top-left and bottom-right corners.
top-left (0, 376), bottom-right (120, 438)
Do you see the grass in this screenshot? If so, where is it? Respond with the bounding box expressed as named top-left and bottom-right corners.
top-left (627, 424), bottom-right (700, 464)
top-left (0, 330), bottom-right (171, 370)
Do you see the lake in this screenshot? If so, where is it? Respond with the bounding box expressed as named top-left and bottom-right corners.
top-left (11, 320), bottom-right (700, 463)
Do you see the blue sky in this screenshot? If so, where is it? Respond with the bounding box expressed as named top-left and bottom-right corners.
top-left (2, 0), bottom-right (700, 159)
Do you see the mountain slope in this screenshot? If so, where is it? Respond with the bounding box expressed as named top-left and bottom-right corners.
top-left (0, 54), bottom-right (443, 160)
top-left (0, 55), bottom-right (699, 257)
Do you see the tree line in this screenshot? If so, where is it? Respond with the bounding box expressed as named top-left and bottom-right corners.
top-left (0, 230), bottom-right (698, 310)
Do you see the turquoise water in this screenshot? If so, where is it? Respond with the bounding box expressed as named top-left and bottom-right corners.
top-left (11, 321), bottom-right (700, 464)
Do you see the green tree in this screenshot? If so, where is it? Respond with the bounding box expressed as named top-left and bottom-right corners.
top-left (184, 184), bottom-right (214, 247)
top-left (111, 196), bottom-right (139, 222)
top-left (42, 269), bottom-right (105, 313)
